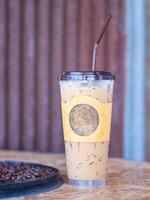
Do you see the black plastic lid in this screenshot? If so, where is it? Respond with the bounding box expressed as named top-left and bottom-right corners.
top-left (59, 71), bottom-right (115, 81)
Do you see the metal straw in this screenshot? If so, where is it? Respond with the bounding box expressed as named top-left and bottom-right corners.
top-left (92, 14), bottom-right (112, 71)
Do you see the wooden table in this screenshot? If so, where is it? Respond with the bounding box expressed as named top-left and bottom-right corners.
top-left (0, 151), bottom-right (150, 199)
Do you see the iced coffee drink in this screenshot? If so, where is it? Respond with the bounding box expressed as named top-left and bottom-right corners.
top-left (59, 71), bottom-right (115, 187)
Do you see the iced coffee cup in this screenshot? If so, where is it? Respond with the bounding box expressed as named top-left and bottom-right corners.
top-left (59, 71), bottom-right (115, 187)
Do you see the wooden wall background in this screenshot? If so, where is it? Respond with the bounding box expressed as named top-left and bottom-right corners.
top-left (0, 0), bottom-right (125, 156)
top-left (125, 0), bottom-right (148, 161)
top-left (147, 0), bottom-right (150, 161)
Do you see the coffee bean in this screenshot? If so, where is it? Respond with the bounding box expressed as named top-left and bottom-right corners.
top-left (0, 161), bottom-right (56, 183)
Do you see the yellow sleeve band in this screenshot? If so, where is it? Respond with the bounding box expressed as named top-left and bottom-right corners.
top-left (61, 96), bottom-right (112, 142)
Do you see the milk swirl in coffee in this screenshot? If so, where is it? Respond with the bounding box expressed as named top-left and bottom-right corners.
top-left (59, 77), bottom-right (114, 186)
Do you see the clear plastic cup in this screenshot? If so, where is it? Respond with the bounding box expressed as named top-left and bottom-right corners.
top-left (59, 71), bottom-right (115, 187)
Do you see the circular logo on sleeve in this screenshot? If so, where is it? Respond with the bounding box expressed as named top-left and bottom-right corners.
top-left (69, 104), bottom-right (99, 136)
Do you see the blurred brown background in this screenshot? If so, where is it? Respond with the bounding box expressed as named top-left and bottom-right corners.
top-left (0, 0), bottom-right (125, 157)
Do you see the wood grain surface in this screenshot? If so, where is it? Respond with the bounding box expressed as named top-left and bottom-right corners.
top-left (0, 151), bottom-right (150, 199)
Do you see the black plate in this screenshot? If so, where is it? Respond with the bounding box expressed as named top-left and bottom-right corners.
top-left (0, 160), bottom-right (60, 196)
